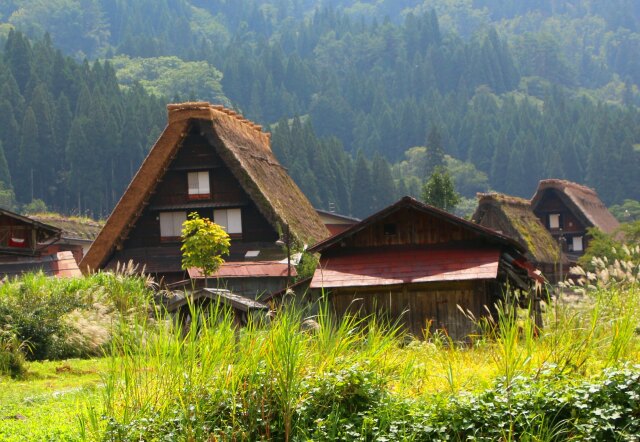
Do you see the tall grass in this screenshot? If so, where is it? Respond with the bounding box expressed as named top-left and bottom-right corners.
top-left (65, 250), bottom-right (640, 440)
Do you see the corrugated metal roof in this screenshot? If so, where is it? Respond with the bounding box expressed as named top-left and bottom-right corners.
top-left (188, 260), bottom-right (297, 279)
top-left (310, 248), bottom-right (500, 289)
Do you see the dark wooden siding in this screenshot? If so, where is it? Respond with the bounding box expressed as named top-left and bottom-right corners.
top-left (110, 124), bottom-right (279, 275)
top-left (345, 207), bottom-right (480, 248)
top-left (329, 280), bottom-right (494, 340)
top-left (533, 189), bottom-right (585, 234)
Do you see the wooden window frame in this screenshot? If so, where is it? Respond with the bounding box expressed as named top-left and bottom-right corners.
top-left (159, 211), bottom-right (187, 241)
top-left (187, 171), bottom-right (211, 200)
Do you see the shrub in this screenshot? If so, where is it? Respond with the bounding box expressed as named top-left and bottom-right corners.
top-left (0, 329), bottom-right (27, 377)
top-left (0, 271), bottom-right (154, 361)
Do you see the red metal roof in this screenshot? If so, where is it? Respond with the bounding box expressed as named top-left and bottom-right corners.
top-left (188, 260), bottom-right (297, 279)
top-left (310, 248), bottom-right (501, 289)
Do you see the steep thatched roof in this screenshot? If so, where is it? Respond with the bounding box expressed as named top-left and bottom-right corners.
top-left (81, 102), bottom-right (328, 273)
top-left (472, 193), bottom-right (565, 266)
top-left (531, 179), bottom-right (619, 234)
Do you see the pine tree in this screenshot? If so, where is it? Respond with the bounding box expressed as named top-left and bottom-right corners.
top-left (371, 154), bottom-right (396, 211)
top-left (0, 141), bottom-right (13, 189)
top-left (17, 107), bottom-right (39, 203)
top-left (421, 167), bottom-right (460, 212)
top-left (350, 150), bottom-right (374, 218)
top-left (424, 125), bottom-right (445, 177)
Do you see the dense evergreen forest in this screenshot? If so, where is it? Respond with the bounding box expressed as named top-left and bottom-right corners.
top-left (0, 0), bottom-right (639, 218)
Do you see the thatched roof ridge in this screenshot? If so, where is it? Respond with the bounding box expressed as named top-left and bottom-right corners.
top-left (531, 179), bottom-right (619, 234)
top-left (473, 192), bottom-right (564, 265)
top-left (81, 102), bottom-right (327, 273)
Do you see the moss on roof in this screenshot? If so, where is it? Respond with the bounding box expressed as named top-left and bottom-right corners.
top-left (473, 193), bottom-right (564, 265)
top-left (29, 213), bottom-right (104, 241)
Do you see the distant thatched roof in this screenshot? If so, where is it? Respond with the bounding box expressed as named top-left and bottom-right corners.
top-left (472, 193), bottom-right (565, 266)
top-left (81, 102), bottom-right (328, 273)
top-left (531, 179), bottom-right (619, 234)
top-left (30, 213), bottom-right (103, 241)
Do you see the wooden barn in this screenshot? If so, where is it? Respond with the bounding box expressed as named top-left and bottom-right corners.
top-left (80, 102), bottom-right (328, 296)
top-left (309, 197), bottom-right (541, 340)
top-left (0, 208), bottom-right (81, 278)
top-left (472, 193), bottom-right (567, 283)
top-left (531, 180), bottom-right (619, 264)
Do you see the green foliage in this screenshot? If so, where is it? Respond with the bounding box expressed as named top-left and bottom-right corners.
top-left (610, 199), bottom-right (640, 222)
top-left (21, 198), bottom-right (47, 214)
top-left (0, 330), bottom-right (26, 377)
top-left (421, 166), bottom-right (461, 212)
top-left (180, 212), bottom-right (230, 280)
top-left (0, 270), bottom-right (153, 361)
top-left (87, 284), bottom-right (640, 441)
top-left (7, 0), bottom-right (108, 57)
top-left (1, 2), bottom-right (640, 221)
top-left (0, 181), bottom-right (16, 211)
top-left (578, 223), bottom-right (640, 271)
top-left (110, 55), bottom-right (228, 104)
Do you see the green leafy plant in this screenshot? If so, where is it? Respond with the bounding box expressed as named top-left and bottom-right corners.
top-left (180, 212), bottom-right (230, 287)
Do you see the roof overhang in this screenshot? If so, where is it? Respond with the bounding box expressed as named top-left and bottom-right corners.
top-left (310, 248), bottom-right (501, 289)
top-left (188, 260), bottom-right (297, 279)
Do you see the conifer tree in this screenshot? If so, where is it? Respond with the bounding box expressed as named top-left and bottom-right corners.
top-left (350, 150), bottom-right (374, 218)
top-left (17, 107), bottom-right (38, 203)
top-left (421, 167), bottom-right (460, 213)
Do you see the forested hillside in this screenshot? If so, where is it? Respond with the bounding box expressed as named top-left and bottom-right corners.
top-left (1, 0), bottom-right (639, 218)
top-left (0, 31), bottom-right (165, 216)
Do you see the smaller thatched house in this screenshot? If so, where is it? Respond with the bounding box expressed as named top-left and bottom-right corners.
top-left (30, 213), bottom-right (103, 264)
top-left (0, 208), bottom-right (81, 278)
top-left (531, 180), bottom-right (619, 263)
top-left (81, 102), bottom-right (328, 296)
top-left (472, 193), bottom-right (567, 282)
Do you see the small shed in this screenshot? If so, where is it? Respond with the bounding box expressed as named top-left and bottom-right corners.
top-left (166, 288), bottom-right (271, 328)
top-left (472, 193), bottom-right (567, 282)
top-left (309, 197), bottom-right (540, 341)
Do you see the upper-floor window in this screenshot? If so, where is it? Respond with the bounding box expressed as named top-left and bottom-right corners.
top-left (214, 208), bottom-right (242, 235)
top-left (548, 213), bottom-right (561, 229)
top-left (188, 171), bottom-right (210, 198)
top-left (159, 211), bottom-right (186, 238)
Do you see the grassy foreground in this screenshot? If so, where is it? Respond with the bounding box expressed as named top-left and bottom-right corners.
top-left (0, 256), bottom-right (639, 440)
top-left (0, 358), bottom-right (106, 441)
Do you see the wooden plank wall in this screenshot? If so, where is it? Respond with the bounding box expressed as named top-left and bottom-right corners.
top-left (345, 208), bottom-right (480, 248)
top-left (330, 281), bottom-right (492, 340)
top-left (113, 127), bottom-right (279, 267)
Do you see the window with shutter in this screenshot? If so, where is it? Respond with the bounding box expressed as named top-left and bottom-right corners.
top-left (160, 211), bottom-right (187, 238)
top-left (572, 236), bottom-right (583, 252)
top-left (214, 208), bottom-right (242, 236)
top-left (187, 171), bottom-right (210, 198)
